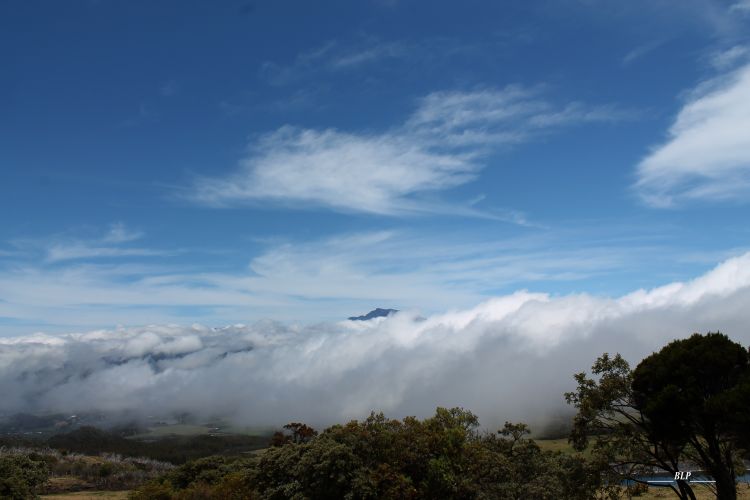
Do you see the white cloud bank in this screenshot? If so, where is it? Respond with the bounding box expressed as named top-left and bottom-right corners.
top-left (190, 87), bottom-right (626, 217)
top-left (636, 59), bottom-right (750, 206)
top-left (2, 252), bottom-right (750, 430)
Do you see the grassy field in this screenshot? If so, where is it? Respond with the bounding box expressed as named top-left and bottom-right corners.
top-left (129, 423), bottom-right (274, 440)
top-left (37, 479), bottom-right (750, 499)
top-left (630, 483), bottom-right (750, 498)
top-left (130, 424), bottom-right (213, 439)
top-left (41, 492), bottom-right (129, 499)
top-left (535, 437), bottom-right (576, 453)
top-left (535, 439), bottom-right (750, 499)
top-left (535, 437), bottom-right (596, 459)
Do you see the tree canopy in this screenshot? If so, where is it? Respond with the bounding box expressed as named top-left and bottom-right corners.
top-left (132, 407), bottom-right (607, 499)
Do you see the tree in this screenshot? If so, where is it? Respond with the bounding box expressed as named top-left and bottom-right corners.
top-left (567, 333), bottom-right (750, 500)
top-left (268, 431), bottom-right (290, 447)
top-left (0, 454), bottom-right (49, 500)
top-left (567, 352), bottom-right (697, 499)
top-left (632, 332), bottom-right (750, 500)
top-left (282, 422), bottom-right (318, 444)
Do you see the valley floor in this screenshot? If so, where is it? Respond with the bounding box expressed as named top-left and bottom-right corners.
top-left (628, 483), bottom-right (750, 499)
top-left (37, 485), bottom-right (750, 499)
top-left (41, 492), bottom-right (129, 499)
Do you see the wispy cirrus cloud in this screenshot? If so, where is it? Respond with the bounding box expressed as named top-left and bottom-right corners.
top-left (46, 244), bottom-right (168, 263)
top-left (407, 87), bottom-right (634, 145)
top-left (0, 227), bottom-right (677, 335)
top-left (45, 223), bottom-right (171, 263)
top-left (730, 0), bottom-right (750, 14)
top-left (159, 80), bottom-right (178, 97)
top-left (710, 44), bottom-right (750, 70)
top-left (635, 59), bottom-right (750, 207)
top-left (102, 222), bottom-right (144, 244)
top-left (622, 39), bottom-right (664, 66)
top-left (189, 86), bottom-right (630, 217)
top-left (259, 39), bottom-right (407, 86)
top-left (8, 223), bottom-right (168, 263)
top-left (568, 0), bottom-right (745, 39)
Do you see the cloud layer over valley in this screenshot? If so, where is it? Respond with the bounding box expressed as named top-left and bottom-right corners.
top-left (3, 252), bottom-right (750, 431)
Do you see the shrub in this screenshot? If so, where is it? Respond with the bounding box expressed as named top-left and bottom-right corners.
top-left (0, 453), bottom-right (49, 499)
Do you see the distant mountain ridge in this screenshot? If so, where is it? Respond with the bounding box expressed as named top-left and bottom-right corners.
top-left (348, 308), bottom-right (398, 321)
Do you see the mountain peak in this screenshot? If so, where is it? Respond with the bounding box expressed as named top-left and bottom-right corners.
top-left (348, 308), bottom-right (398, 321)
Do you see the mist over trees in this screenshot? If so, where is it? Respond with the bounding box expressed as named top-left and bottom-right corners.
top-left (3, 331), bottom-right (749, 499)
top-left (124, 332), bottom-right (750, 499)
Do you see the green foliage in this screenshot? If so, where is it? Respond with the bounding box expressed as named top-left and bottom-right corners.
top-left (207, 471), bottom-right (257, 500)
top-left (132, 407), bottom-right (605, 499)
top-left (1, 447), bottom-right (173, 495)
top-left (130, 458), bottom-right (256, 500)
top-left (0, 453), bottom-right (49, 499)
top-left (254, 438), bottom-right (361, 499)
top-left (167, 456), bottom-right (236, 488)
top-left (129, 480), bottom-right (175, 500)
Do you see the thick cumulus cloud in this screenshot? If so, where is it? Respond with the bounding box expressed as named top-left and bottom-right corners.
top-left (2, 253), bottom-right (750, 430)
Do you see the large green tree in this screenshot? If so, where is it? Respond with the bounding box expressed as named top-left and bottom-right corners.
top-left (567, 332), bottom-right (750, 500)
top-left (632, 332), bottom-right (750, 500)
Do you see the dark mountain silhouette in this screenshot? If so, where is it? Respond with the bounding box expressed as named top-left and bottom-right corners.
top-left (348, 308), bottom-right (398, 321)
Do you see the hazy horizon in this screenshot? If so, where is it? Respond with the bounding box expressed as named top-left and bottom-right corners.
top-left (3, 252), bottom-right (750, 430)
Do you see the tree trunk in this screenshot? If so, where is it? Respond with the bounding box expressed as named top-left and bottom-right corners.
top-left (701, 458), bottom-right (737, 499)
top-left (714, 471), bottom-right (737, 500)
top-left (703, 435), bottom-right (737, 500)
top-left (675, 480), bottom-right (697, 500)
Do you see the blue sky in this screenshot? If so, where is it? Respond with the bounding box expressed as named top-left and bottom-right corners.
top-left (2, 0), bottom-right (750, 335)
